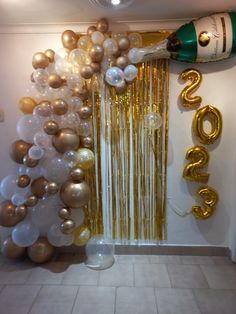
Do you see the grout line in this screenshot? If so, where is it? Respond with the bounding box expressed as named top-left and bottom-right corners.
top-left (198, 265), bottom-right (210, 289)
top-left (114, 287), bottom-right (118, 314)
top-left (191, 288), bottom-right (205, 314)
top-left (132, 263), bottom-right (135, 287)
top-left (154, 287), bottom-right (160, 314)
top-left (26, 285), bottom-right (43, 314)
top-left (70, 286), bottom-right (80, 314)
top-left (165, 264), bottom-right (173, 288)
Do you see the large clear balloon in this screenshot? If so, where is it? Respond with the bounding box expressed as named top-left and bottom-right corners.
top-left (103, 38), bottom-right (118, 56)
top-left (78, 119), bottom-right (92, 137)
top-left (33, 69), bottom-right (49, 87)
top-left (0, 174), bottom-right (28, 200)
top-left (47, 223), bottom-right (74, 247)
top-left (43, 156), bottom-right (70, 184)
top-left (105, 67), bottom-right (125, 86)
top-left (55, 59), bottom-right (72, 77)
top-left (16, 115), bottom-right (42, 143)
top-left (34, 131), bottom-right (51, 148)
top-left (55, 48), bottom-right (70, 61)
top-left (12, 220), bottom-right (40, 247)
top-left (143, 112), bottom-right (162, 130)
top-left (63, 150), bottom-right (80, 168)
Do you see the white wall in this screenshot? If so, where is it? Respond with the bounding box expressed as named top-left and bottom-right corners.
top-left (0, 27), bottom-right (236, 255)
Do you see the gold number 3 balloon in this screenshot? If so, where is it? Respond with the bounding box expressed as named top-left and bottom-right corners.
top-left (179, 68), bottom-right (202, 108)
top-left (193, 105), bottom-right (223, 145)
top-left (192, 186), bottom-right (219, 219)
top-left (183, 146), bottom-right (210, 183)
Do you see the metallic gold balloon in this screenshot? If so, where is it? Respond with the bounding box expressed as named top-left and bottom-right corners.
top-left (183, 146), bottom-right (210, 183)
top-left (2, 236), bottom-right (26, 259)
top-left (112, 48), bottom-right (121, 58)
top-left (15, 205), bottom-right (28, 219)
top-left (193, 105), bottom-right (223, 145)
top-left (27, 237), bottom-right (55, 263)
top-left (51, 99), bottom-right (68, 115)
top-left (70, 167), bottom-right (85, 182)
top-left (60, 179), bottom-right (91, 208)
top-left (32, 52), bottom-right (49, 69)
top-left (61, 30), bottom-right (78, 50)
top-left (77, 105), bottom-right (92, 119)
top-left (10, 140), bottom-right (32, 164)
top-left (89, 44), bottom-right (104, 62)
top-left (31, 177), bottom-right (48, 198)
top-left (45, 49), bottom-right (55, 63)
top-left (17, 175), bottom-right (31, 188)
top-left (19, 97), bottom-right (37, 114)
top-left (117, 36), bottom-right (130, 51)
top-left (60, 219), bottom-right (76, 235)
top-left (76, 148), bottom-right (95, 170)
top-left (192, 186), bottom-right (219, 219)
top-left (116, 56), bottom-right (129, 69)
top-left (58, 207), bottom-right (71, 220)
top-left (72, 86), bottom-right (89, 101)
top-left (96, 18), bottom-right (109, 33)
top-left (25, 195), bottom-right (38, 207)
top-left (0, 201), bottom-right (22, 227)
top-left (87, 25), bottom-right (97, 36)
top-left (73, 224), bottom-right (91, 246)
top-left (115, 80), bottom-right (127, 95)
top-left (23, 155), bottom-right (39, 168)
top-left (48, 74), bottom-right (63, 89)
top-left (52, 128), bottom-right (80, 154)
top-left (45, 182), bottom-right (59, 195)
top-left (80, 136), bottom-right (93, 149)
top-left (80, 65), bottom-right (94, 79)
top-left (43, 120), bottom-right (59, 135)
top-left (179, 68), bottom-right (202, 108)
top-left (90, 62), bottom-right (101, 73)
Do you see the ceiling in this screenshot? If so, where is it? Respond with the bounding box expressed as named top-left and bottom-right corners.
top-left (0, 0), bottom-right (236, 25)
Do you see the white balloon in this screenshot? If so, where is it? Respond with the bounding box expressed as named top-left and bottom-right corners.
top-left (128, 48), bottom-right (143, 64)
top-left (105, 67), bottom-right (125, 86)
top-left (103, 38), bottom-right (118, 56)
top-left (12, 221), bottom-right (40, 247)
top-left (67, 73), bottom-right (83, 90)
top-left (16, 115), bottom-right (42, 143)
top-left (55, 59), bottom-right (71, 76)
top-left (55, 48), bottom-right (70, 61)
top-left (124, 64), bottom-right (138, 82)
top-left (91, 31), bottom-right (105, 45)
top-left (63, 150), bottom-right (80, 168)
top-left (34, 131), bottom-right (51, 148)
top-left (47, 223), bottom-right (74, 247)
top-left (43, 157), bottom-right (70, 184)
top-left (0, 174), bottom-right (28, 199)
top-left (70, 208), bottom-right (85, 226)
top-left (25, 166), bottom-right (44, 180)
top-left (11, 193), bottom-right (26, 206)
top-left (28, 145), bottom-right (44, 160)
top-left (68, 96), bottom-right (83, 111)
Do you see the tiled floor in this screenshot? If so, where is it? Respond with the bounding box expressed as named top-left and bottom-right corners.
top-left (0, 254), bottom-right (235, 314)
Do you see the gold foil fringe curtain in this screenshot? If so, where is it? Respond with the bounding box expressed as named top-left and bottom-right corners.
top-left (86, 33), bottom-right (170, 242)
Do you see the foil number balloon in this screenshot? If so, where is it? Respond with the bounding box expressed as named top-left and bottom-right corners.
top-left (192, 186), bottom-right (219, 219)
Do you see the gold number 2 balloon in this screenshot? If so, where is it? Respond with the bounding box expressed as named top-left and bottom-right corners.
top-left (193, 105), bottom-right (223, 145)
top-left (179, 68), bottom-right (202, 108)
top-left (192, 186), bottom-right (219, 219)
top-left (183, 146), bottom-right (210, 183)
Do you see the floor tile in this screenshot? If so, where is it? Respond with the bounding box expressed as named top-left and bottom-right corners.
top-left (99, 263), bottom-right (134, 287)
top-left (211, 256), bottom-right (234, 265)
top-left (0, 267), bottom-right (33, 284)
top-left (134, 264), bottom-right (171, 287)
top-left (26, 267), bottom-right (65, 285)
top-left (167, 264), bottom-right (209, 289)
top-left (181, 256), bottom-right (214, 265)
top-left (118, 255), bottom-right (149, 264)
top-left (76, 286), bottom-right (115, 304)
top-left (116, 302), bottom-right (157, 314)
top-left (149, 255), bottom-right (182, 264)
top-left (0, 304), bottom-right (33, 314)
top-left (62, 263), bottom-right (99, 285)
top-left (200, 265), bottom-right (236, 289)
top-left (72, 303), bottom-right (114, 314)
top-left (156, 288), bottom-right (201, 314)
top-left (116, 287), bottom-right (156, 304)
top-left (193, 288), bottom-right (236, 314)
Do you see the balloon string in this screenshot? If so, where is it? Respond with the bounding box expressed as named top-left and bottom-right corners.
top-left (167, 197), bottom-right (192, 217)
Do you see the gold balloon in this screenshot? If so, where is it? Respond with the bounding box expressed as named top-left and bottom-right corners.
top-left (2, 236), bottom-right (26, 259)
top-left (87, 25), bottom-right (97, 36)
top-left (70, 167), bottom-right (85, 182)
top-left (17, 175), bottom-right (31, 188)
top-left (10, 140), bottom-right (32, 164)
top-left (193, 105), bottom-right (223, 145)
top-left (80, 65), bottom-right (94, 79)
top-left (51, 99), bottom-right (68, 115)
top-left (0, 201), bottom-right (22, 227)
top-left (116, 56), bottom-right (129, 69)
top-left (61, 30), bottom-right (78, 50)
top-left (90, 62), bottom-right (101, 73)
top-left (58, 207), bottom-right (71, 220)
top-left (43, 120), bottom-right (59, 135)
top-left (179, 68), bottom-right (202, 108)
top-left (73, 224), bottom-right (91, 246)
top-left (27, 237), bottom-right (55, 264)
top-left (76, 148), bottom-right (95, 170)
top-left (183, 146), bottom-right (210, 183)
top-left (72, 86), bottom-right (89, 101)
top-left (96, 18), bottom-right (109, 33)
top-left (89, 44), bottom-right (104, 62)
top-left (25, 195), bottom-right (38, 207)
top-left (23, 155), bottom-right (39, 168)
top-left (15, 205), bottom-right (28, 219)
top-left (112, 48), bottom-right (121, 58)
top-left (45, 182), bottom-right (59, 195)
top-left (77, 105), bottom-right (92, 119)
top-left (48, 74), bottom-right (63, 89)
top-left (45, 49), bottom-right (55, 63)
top-left (32, 52), bottom-right (49, 69)
top-left (117, 36), bottom-right (130, 51)
top-left (192, 186), bottom-right (219, 219)
top-left (60, 179), bottom-right (91, 208)
top-left (31, 177), bottom-right (48, 198)
top-left (115, 80), bottom-right (127, 95)
top-left (80, 136), bottom-right (93, 149)
top-left (19, 97), bottom-right (37, 114)
top-left (52, 128), bottom-right (80, 154)
top-left (60, 219), bottom-right (76, 235)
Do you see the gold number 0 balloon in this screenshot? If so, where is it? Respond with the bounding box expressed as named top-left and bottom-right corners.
top-left (193, 105), bottom-right (223, 144)
top-left (179, 68), bottom-right (202, 108)
top-left (183, 146), bottom-right (210, 183)
top-left (192, 186), bottom-right (219, 219)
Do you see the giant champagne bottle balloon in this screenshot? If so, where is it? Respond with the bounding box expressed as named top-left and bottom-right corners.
top-left (128, 12), bottom-right (236, 63)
